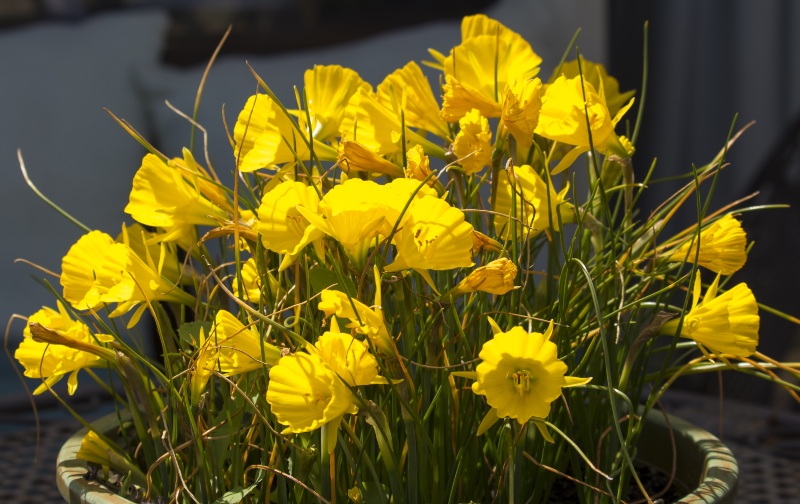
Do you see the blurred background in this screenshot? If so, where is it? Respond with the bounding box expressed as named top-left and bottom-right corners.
top-left (1, 0), bottom-right (799, 500)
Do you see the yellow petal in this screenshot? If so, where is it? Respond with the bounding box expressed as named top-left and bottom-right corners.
top-left (377, 61), bottom-right (449, 139)
top-left (386, 195), bottom-right (474, 272)
top-left (303, 65), bottom-right (371, 141)
top-left (477, 408), bottom-right (501, 436)
top-left (267, 352), bottom-right (357, 433)
top-left (256, 180), bottom-right (322, 255)
top-left (453, 109), bottom-right (493, 175)
top-left (535, 75), bottom-right (613, 149)
top-left (441, 15), bottom-right (541, 122)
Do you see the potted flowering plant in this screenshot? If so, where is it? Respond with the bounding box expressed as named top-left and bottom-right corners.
top-left (11, 13), bottom-right (800, 503)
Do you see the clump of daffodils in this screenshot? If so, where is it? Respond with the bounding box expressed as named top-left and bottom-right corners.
top-left (11, 14), bottom-right (800, 503)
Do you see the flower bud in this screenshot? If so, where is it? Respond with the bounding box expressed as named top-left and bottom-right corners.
top-left (404, 144), bottom-right (436, 185)
top-left (472, 230), bottom-right (503, 255)
top-left (451, 258), bottom-right (519, 296)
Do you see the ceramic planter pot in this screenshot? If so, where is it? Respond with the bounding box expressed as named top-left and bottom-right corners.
top-left (57, 410), bottom-right (738, 503)
top-left (56, 413), bottom-right (134, 504)
top-left (636, 410), bottom-right (738, 503)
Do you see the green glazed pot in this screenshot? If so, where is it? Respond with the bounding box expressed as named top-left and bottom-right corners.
top-left (56, 413), bottom-right (135, 504)
top-left (636, 410), bottom-right (738, 503)
top-left (57, 410), bottom-right (738, 503)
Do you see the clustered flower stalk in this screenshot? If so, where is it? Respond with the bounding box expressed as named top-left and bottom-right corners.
top-left (10, 13), bottom-right (800, 504)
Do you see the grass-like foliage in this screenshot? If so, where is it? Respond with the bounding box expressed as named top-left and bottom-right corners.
top-left (8, 14), bottom-right (800, 504)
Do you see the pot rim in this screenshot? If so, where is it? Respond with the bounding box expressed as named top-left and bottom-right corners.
top-left (57, 409), bottom-right (738, 503)
top-left (56, 413), bottom-right (136, 504)
top-left (637, 409), bottom-right (738, 503)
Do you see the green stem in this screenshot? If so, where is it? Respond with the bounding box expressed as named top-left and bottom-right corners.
top-left (320, 425), bottom-right (332, 501)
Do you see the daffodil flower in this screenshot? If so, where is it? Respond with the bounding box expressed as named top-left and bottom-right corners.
top-left (14, 302), bottom-right (115, 395)
top-left (661, 273), bottom-right (759, 357)
top-left (449, 258), bottom-right (519, 296)
top-left (558, 57), bottom-right (635, 118)
top-left (60, 230), bottom-right (117, 311)
top-left (494, 163), bottom-right (575, 239)
top-left (439, 15), bottom-right (541, 122)
top-left (294, 178), bottom-right (396, 268)
top-left (337, 139), bottom-right (404, 178)
top-left (535, 74), bottom-right (634, 173)
top-left (266, 315), bottom-right (388, 452)
top-left (77, 430), bottom-right (146, 488)
top-left (256, 180), bottom-right (324, 270)
top-left (666, 214), bottom-right (748, 275)
top-left (384, 194), bottom-right (475, 287)
top-left (233, 93), bottom-right (338, 172)
top-left (60, 230), bottom-right (195, 327)
top-left (300, 64), bottom-right (371, 142)
top-left (125, 150), bottom-right (230, 245)
top-left (317, 267), bottom-right (393, 356)
top-left (453, 108), bottom-right (493, 174)
top-left (340, 87), bottom-right (446, 160)
top-left (190, 310), bottom-right (282, 404)
top-left (377, 61), bottom-right (450, 140)
top-left (454, 318), bottom-right (590, 436)
top-left (404, 144), bottom-right (435, 185)
top-left (501, 77), bottom-right (543, 147)
top-left (266, 351), bottom-right (357, 441)
top-left (231, 256), bottom-right (285, 304)
top-left (313, 318), bottom-right (387, 387)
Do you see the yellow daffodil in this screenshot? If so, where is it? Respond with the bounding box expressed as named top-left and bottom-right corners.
top-left (337, 139), bottom-right (404, 178)
top-left (471, 230), bottom-right (504, 255)
top-left (666, 214), bottom-right (747, 275)
top-left (208, 309), bottom-right (282, 373)
top-left (377, 61), bottom-right (450, 139)
top-left (292, 177), bottom-right (436, 270)
top-left (61, 230), bottom-right (117, 310)
top-left (125, 150), bottom-right (230, 244)
top-left (318, 290), bottom-right (393, 356)
top-left (535, 74), bottom-right (634, 173)
top-left (501, 77), bottom-right (543, 147)
top-left (661, 273), bottom-right (759, 357)
top-left (189, 328), bottom-right (217, 406)
top-left (191, 310), bottom-right (282, 404)
top-left (340, 87), bottom-right (445, 160)
top-left (440, 15), bottom-right (541, 122)
top-left (384, 176), bottom-right (440, 202)
top-left (61, 230), bottom-right (194, 326)
top-left (233, 93), bottom-right (337, 172)
top-left (558, 57), bottom-right (635, 118)
top-left (256, 180), bottom-right (324, 270)
top-left (231, 256), bottom-right (284, 304)
top-left (77, 430), bottom-right (145, 487)
top-left (449, 258), bottom-right (518, 296)
top-left (463, 319), bottom-right (590, 434)
top-left (99, 241), bottom-right (195, 324)
top-left (494, 163), bottom-right (575, 239)
top-left (453, 108), bottom-right (493, 174)
top-left (314, 318), bottom-right (385, 387)
top-left (232, 256), bottom-right (262, 303)
top-left (294, 179), bottom-right (398, 267)
top-left (536, 75), bottom-right (613, 149)
top-left (385, 194), bottom-right (475, 277)
top-left (340, 88), bottom-right (401, 155)
top-left (301, 64), bottom-right (371, 141)
top-left (120, 223), bottom-right (182, 287)
top-left (404, 144), bottom-right (436, 185)
top-left (14, 302), bottom-right (115, 395)
top-left (266, 351), bottom-right (357, 436)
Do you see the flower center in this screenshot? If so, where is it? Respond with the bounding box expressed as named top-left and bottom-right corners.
top-left (413, 225), bottom-right (440, 259)
top-left (288, 213), bottom-right (307, 236)
top-left (305, 391), bottom-right (329, 409)
top-left (511, 369), bottom-right (532, 395)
